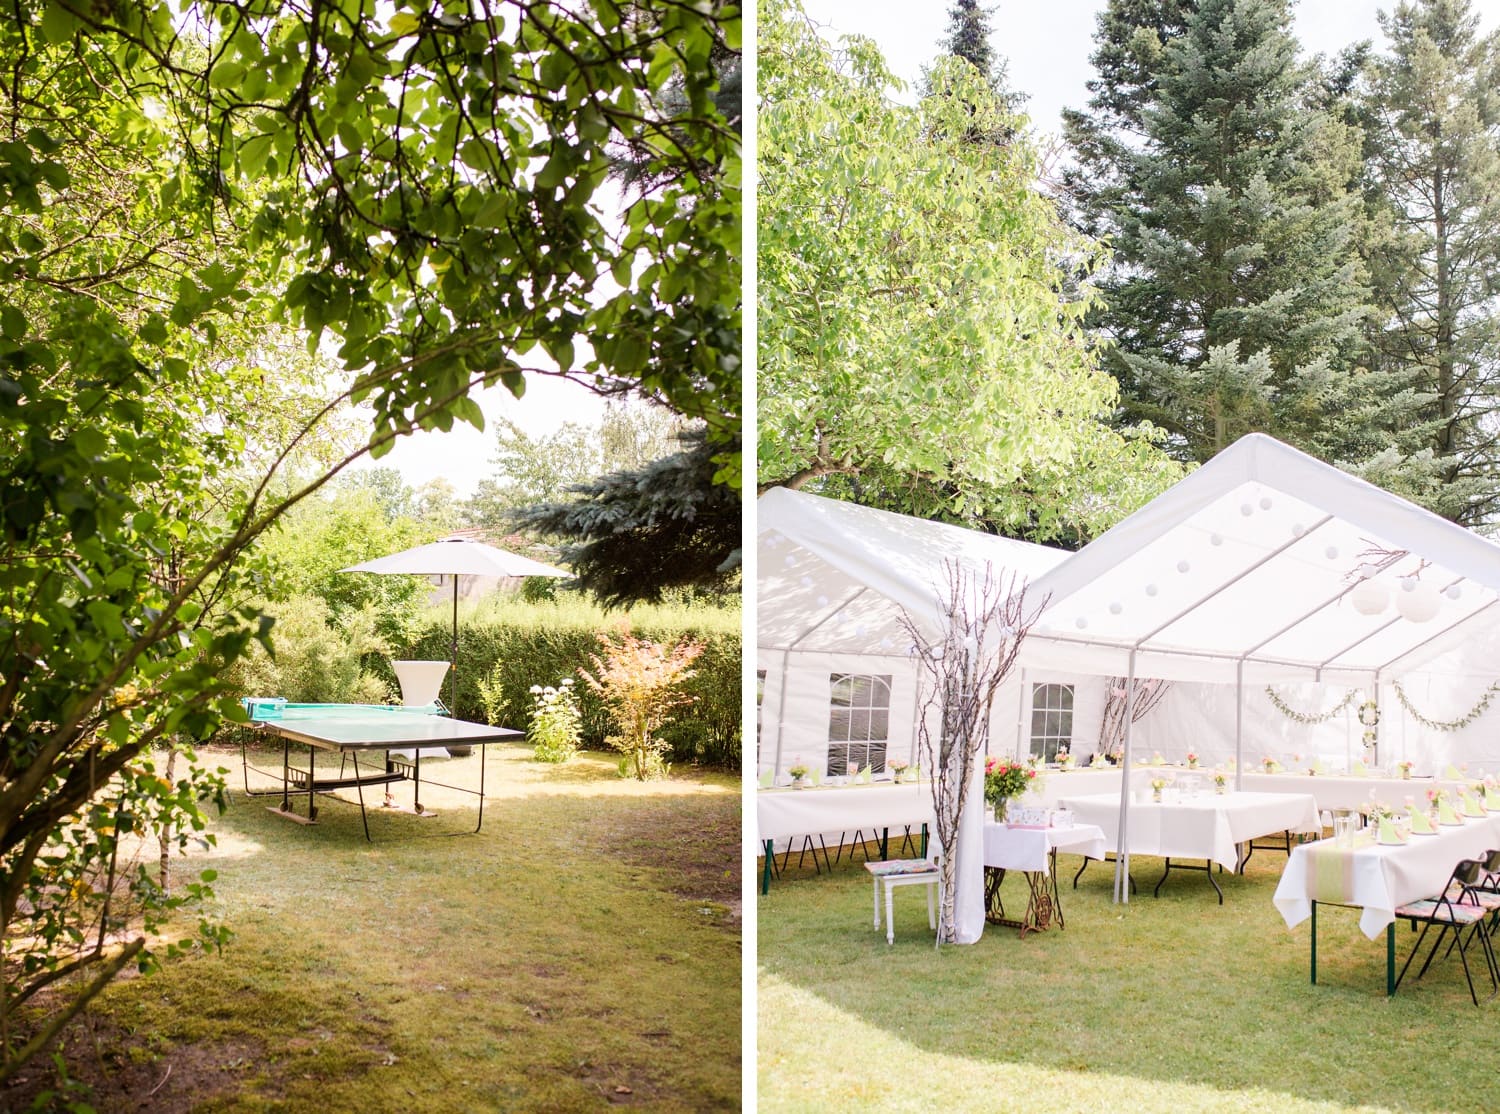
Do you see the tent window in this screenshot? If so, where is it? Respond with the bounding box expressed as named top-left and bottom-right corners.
top-left (1030, 683), bottom-right (1074, 763)
top-left (828, 673), bottom-right (891, 775)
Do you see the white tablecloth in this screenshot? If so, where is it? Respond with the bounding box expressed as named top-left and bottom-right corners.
top-left (1241, 772), bottom-right (1469, 812)
top-left (1273, 813), bottom-right (1500, 938)
top-left (982, 822), bottom-right (1107, 875)
top-left (755, 783), bottom-right (934, 843)
top-left (1057, 791), bottom-right (1321, 872)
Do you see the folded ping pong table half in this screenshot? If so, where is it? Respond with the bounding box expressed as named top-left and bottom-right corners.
top-left (241, 702), bottom-right (523, 841)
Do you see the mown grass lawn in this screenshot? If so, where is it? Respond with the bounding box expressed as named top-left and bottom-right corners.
top-left (759, 843), bottom-right (1500, 1113)
top-left (12, 743), bottom-right (740, 1113)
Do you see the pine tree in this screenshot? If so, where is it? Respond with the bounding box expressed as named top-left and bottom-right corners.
top-left (944, 0), bottom-right (998, 83)
top-left (1065, 0), bottom-right (1385, 469)
top-left (1363, 0), bottom-right (1500, 525)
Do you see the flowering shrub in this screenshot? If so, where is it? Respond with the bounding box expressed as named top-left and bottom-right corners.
top-left (580, 628), bottom-right (704, 780)
top-left (526, 680), bottom-right (582, 764)
top-left (984, 758), bottom-right (1036, 807)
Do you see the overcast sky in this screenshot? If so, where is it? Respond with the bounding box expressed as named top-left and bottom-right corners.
top-left (797, 0), bottom-right (1500, 137)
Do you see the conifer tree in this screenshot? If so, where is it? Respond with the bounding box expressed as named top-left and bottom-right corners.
top-left (1065, 0), bottom-right (1386, 470)
top-left (1363, 0), bottom-right (1500, 525)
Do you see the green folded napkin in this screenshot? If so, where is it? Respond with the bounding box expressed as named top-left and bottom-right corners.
top-left (1461, 791), bottom-right (1484, 816)
top-left (1351, 760), bottom-right (1368, 777)
top-left (1409, 808), bottom-right (1435, 834)
top-left (1310, 759), bottom-right (1325, 775)
top-left (1445, 764), bottom-right (1465, 780)
top-left (1377, 817), bottom-right (1403, 845)
top-left (809, 768), bottom-right (822, 787)
top-left (1439, 798), bottom-right (1463, 825)
top-left (858, 764), bottom-right (872, 784)
top-left (1485, 789), bottom-right (1500, 811)
top-left (759, 769), bottom-right (773, 789)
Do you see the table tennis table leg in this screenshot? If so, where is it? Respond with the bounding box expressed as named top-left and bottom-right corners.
top-left (306, 746), bottom-right (317, 820)
top-left (280, 739), bottom-right (291, 812)
top-left (473, 743), bottom-right (486, 834)
top-left (350, 750), bottom-right (373, 843)
top-left (413, 750), bottom-right (424, 814)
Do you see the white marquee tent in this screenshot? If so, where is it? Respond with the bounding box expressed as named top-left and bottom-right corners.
top-left (758, 434), bottom-right (1500, 943)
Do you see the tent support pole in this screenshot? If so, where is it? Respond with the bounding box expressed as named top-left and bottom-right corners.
top-left (1014, 668), bottom-right (1028, 760)
top-left (1114, 649), bottom-right (1138, 905)
top-left (1234, 659), bottom-right (1244, 791)
top-left (772, 649), bottom-right (792, 777)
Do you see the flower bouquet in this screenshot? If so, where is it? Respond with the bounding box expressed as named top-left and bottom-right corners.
top-left (1185, 750), bottom-right (1199, 769)
top-left (1261, 756), bottom-right (1281, 774)
top-left (788, 763), bottom-right (809, 788)
top-left (889, 760), bottom-right (910, 783)
top-left (1056, 746), bottom-right (1074, 770)
top-left (1148, 773), bottom-right (1173, 802)
top-left (985, 757), bottom-right (1037, 821)
top-left (1212, 770), bottom-right (1228, 795)
top-left (1397, 760), bottom-right (1414, 779)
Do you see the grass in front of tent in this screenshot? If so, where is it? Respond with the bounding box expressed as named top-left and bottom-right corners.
top-left (759, 840), bottom-right (1489, 1113)
top-left (11, 744), bottom-right (740, 1113)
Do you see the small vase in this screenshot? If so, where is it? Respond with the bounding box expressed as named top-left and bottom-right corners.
top-left (1401, 768), bottom-right (1411, 780)
top-left (1187, 759), bottom-right (1198, 769)
top-left (792, 777), bottom-right (806, 790)
top-left (1152, 788), bottom-right (1163, 803)
top-left (995, 799), bottom-right (1009, 823)
top-left (1215, 784), bottom-right (1226, 795)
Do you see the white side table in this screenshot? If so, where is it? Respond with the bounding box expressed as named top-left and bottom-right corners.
top-left (864, 859), bottom-right (942, 945)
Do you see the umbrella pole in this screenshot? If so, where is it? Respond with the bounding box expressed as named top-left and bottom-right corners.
top-left (450, 577), bottom-right (459, 715)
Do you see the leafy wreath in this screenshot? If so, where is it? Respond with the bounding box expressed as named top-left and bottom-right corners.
top-left (1264, 687), bottom-right (1357, 725)
top-left (1358, 700), bottom-right (1380, 728)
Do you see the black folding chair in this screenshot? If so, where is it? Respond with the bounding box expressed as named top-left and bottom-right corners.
top-left (1394, 858), bottom-right (1499, 1006)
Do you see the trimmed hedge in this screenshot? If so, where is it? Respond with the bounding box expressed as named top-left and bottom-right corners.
top-left (382, 609), bottom-right (740, 769)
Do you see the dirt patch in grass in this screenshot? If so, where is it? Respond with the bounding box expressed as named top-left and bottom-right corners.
top-left (584, 785), bottom-right (743, 927)
top-left (3, 1006), bottom-right (267, 1113)
top-left (6, 744), bottom-right (740, 1113)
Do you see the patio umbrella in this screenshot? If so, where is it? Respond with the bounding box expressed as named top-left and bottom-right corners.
top-left (341, 538), bottom-right (572, 713)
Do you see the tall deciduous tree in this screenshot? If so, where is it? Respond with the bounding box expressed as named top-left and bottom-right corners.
top-left (0, 0), bottom-right (737, 1079)
top-left (759, 0), bottom-right (1182, 543)
top-left (1065, 0), bottom-right (1388, 471)
top-left (1363, 0), bottom-right (1500, 525)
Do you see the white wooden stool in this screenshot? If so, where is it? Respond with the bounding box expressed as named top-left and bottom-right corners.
top-left (864, 858), bottom-right (941, 944)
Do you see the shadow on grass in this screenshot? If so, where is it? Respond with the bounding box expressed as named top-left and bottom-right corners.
top-left (759, 843), bottom-right (1490, 1113)
top-left (7, 743), bottom-right (741, 1114)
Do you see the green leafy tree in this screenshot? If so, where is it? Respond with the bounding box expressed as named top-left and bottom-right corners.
top-left (759, 0), bottom-right (1182, 541)
top-left (1361, 0), bottom-right (1500, 525)
top-left (1064, 0), bottom-right (1388, 471)
top-left (0, 0), bottom-right (737, 1081)
top-left (467, 403), bottom-right (687, 530)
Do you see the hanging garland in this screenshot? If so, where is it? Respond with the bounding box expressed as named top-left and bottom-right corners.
top-left (1264, 687), bottom-right (1358, 725)
top-left (1359, 700), bottom-right (1379, 748)
top-left (1392, 679), bottom-right (1500, 732)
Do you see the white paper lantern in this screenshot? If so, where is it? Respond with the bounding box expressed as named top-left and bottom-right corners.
top-left (1240, 503), bottom-right (1253, 516)
top-left (1075, 616), bottom-right (1089, 630)
top-left (783, 555), bottom-right (796, 568)
top-left (1396, 580), bottom-right (1441, 623)
top-left (1109, 601), bottom-right (1123, 615)
top-left (1145, 583), bottom-right (1159, 597)
top-left (816, 594), bottom-right (829, 608)
top-left (1210, 533), bottom-right (1223, 547)
top-left (1349, 577), bottom-right (1389, 616)
top-left (1260, 496), bottom-right (1273, 510)
top-left (799, 575), bottom-right (814, 588)
top-left (1445, 584), bottom-right (1463, 601)
top-left (1324, 546), bottom-right (1339, 560)
top-left (1176, 560), bottom-right (1191, 573)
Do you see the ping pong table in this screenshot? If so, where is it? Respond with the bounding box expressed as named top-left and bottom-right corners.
top-left (239, 701), bottom-right (523, 841)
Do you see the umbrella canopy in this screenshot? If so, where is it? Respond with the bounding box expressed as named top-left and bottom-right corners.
top-left (341, 538), bottom-right (572, 713)
top-left (342, 538), bottom-right (571, 580)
